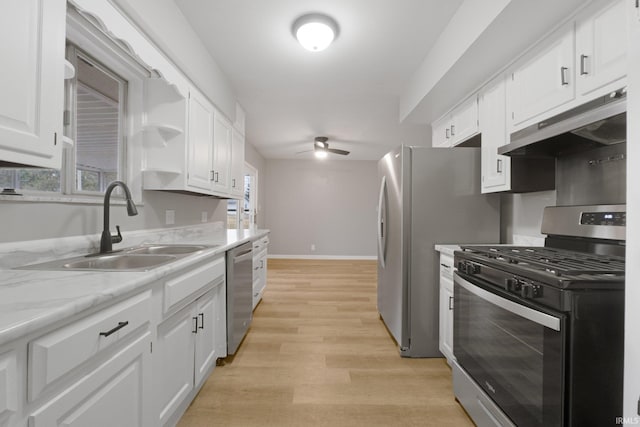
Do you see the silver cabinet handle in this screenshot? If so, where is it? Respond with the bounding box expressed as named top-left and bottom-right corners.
top-left (210, 170), bottom-right (215, 181)
top-left (232, 178), bottom-right (236, 188)
top-left (580, 55), bottom-right (589, 75)
top-left (496, 158), bottom-right (503, 173)
top-left (198, 313), bottom-right (204, 329)
top-left (560, 67), bottom-right (569, 86)
top-left (450, 125), bottom-right (455, 136)
top-left (214, 172), bottom-right (219, 183)
top-left (192, 317), bottom-right (198, 334)
top-left (448, 296), bottom-right (454, 310)
top-left (445, 128), bottom-right (450, 139)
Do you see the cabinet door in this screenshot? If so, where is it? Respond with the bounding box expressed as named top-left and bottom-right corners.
top-left (29, 332), bottom-right (150, 427)
top-left (154, 306), bottom-right (195, 426)
top-left (212, 279), bottom-right (227, 359)
top-left (439, 277), bottom-right (454, 364)
top-left (480, 78), bottom-right (511, 193)
top-left (230, 129), bottom-right (245, 198)
top-left (194, 290), bottom-right (216, 387)
top-left (575, 0), bottom-right (626, 98)
top-left (0, 350), bottom-right (17, 425)
top-left (431, 115), bottom-right (452, 147)
top-left (508, 22), bottom-right (575, 129)
top-left (0, 0), bottom-right (65, 169)
top-left (451, 96), bottom-right (479, 146)
top-left (212, 112), bottom-right (231, 194)
top-left (187, 90), bottom-right (214, 192)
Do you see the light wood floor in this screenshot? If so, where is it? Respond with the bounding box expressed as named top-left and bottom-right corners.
top-left (178, 259), bottom-right (474, 427)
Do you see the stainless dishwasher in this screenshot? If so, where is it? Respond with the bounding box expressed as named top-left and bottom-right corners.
top-left (226, 242), bottom-right (253, 355)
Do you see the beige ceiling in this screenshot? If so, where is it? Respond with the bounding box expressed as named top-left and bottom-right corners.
top-left (174, 0), bottom-right (465, 160)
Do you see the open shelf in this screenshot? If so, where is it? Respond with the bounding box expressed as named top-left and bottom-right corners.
top-left (142, 123), bottom-right (184, 146)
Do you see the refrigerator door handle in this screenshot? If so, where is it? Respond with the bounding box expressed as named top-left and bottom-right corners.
top-left (377, 175), bottom-right (387, 268)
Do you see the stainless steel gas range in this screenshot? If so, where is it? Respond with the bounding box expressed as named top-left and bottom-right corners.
top-left (452, 204), bottom-right (625, 427)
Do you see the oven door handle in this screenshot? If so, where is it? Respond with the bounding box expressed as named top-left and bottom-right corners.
top-left (454, 273), bottom-right (561, 331)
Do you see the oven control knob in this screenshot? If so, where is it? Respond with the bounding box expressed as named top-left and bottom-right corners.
top-left (520, 282), bottom-right (543, 298)
top-left (505, 277), bottom-right (520, 292)
top-left (468, 263), bottom-right (481, 275)
top-left (457, 261), bottom-right (467, 273)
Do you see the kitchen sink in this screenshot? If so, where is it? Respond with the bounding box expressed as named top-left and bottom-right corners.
top-left (124, 244), bottom-right (209, 255)
top-left (62, 254), bottom-right (177, 270)
top-left (16, 244), bottom-right (217, 272)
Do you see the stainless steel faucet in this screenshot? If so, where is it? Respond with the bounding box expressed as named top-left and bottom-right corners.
top-left (100, 181), bottom-right (138, 254)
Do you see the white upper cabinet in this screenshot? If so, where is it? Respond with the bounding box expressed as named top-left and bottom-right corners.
top-left (431, 116), bottom-right (452, 147)
top-left (230, 129), bottom-right (245, 199)
top-left (507, 22), bottom-right (576, 130)
top-left (212, 112), bottom-right (232, 194)
top-left (450, 96), bottom-right (479, 146)
top-left (507, 0), bottom-right (627, 132)
top-left (0, 0), bottom-right (66, 169)
top-left (431, 95), bottom-right (479, 148)
top-left (187, 90), bottom-right (215, 192)
top-left (480, 77), bottom-right (510, 193)
top-left (575, 0), bottom-right (627, 98)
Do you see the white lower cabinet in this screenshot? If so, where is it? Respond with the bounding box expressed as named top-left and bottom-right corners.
top-left (28, 332), bottom-right (151, 427)
top-left (154, 256), bottom-right (226, 426)
top-left (0, 350), bottom-right (17, 427)
top-left (438, 253), bottom-right (455, 365)
top-left (252, 235), bottom-right (269, 310)
top-left (154, 303), bottom-right (196, 426)
top-left (3, 253), bottom-right (228, 427)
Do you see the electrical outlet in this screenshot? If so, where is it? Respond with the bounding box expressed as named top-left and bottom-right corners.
top-left (311, 244), bottom-right (316, 251)
top-left (165, 210), bottom-right (175, 225)
top-left (201, 211), bottom-right (208, 223)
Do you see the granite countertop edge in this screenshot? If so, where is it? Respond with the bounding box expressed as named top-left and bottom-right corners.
top-left (0, 226), bottom-right (269, 347)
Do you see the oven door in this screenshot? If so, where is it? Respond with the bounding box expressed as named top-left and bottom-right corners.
top-left (454, 272), bottom-right (566, 427)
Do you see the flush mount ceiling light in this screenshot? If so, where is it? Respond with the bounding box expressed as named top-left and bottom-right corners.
top-left (292, 13), bottom-right (339, 52)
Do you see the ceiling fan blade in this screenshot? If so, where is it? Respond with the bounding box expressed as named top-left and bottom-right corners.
top-left (295, 149), bottom-right (313, 155)
top-left (327, 148), bottom-right (350, 155)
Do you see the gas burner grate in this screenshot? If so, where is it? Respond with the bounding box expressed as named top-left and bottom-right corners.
top-left (461, 246), bottom-right (625, 278)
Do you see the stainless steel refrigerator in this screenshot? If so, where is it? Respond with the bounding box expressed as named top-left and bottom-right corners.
top-left (377, 145), bottom-right (500, 357)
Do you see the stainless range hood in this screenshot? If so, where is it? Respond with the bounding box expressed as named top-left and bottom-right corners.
top-left (499, 88), bottom-right (626, 157)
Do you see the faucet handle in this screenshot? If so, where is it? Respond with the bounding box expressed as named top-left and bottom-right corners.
top-left (111, 225), bottom-right (123, 244)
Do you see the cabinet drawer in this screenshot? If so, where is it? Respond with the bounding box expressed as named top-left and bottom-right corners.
top-left (29, 290), bottom-right (151, 401)
top-left (252, 235), bottom-right (269, 251)
top-left (164, 256), bottom-right (225, 314)
top-left (0, 350), bottom-right (17, 422)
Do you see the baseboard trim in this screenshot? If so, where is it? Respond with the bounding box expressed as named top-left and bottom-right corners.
top-left (268, 254), bottom-right (377, 261)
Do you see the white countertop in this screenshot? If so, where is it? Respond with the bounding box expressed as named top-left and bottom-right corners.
top-left (0, 225), bottom-right (269, 347)
top-left (434, 244), bottom-right (462, 257)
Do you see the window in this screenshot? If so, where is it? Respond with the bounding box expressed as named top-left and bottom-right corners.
top-left (67, 49), bottom-right (127, 195)
top-left (227, 163), bottom-right (258, 229)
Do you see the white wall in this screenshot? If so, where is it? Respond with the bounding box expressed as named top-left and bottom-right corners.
top-left (0, 191), bottom-right (226, 244)
top-left (112, 0), bottom-right (236, 120)
top-left (264, 159), bottom-right (377, 258)
top-left (500, 191), bottom-right (557, 245)
top-left (624, 0), bottom-right (640, 420)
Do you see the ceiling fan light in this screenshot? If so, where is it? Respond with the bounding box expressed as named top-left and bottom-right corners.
top-left (314, 150), bottom-right (328, 159)
top-left (292, 14), bottom-right (339, 52)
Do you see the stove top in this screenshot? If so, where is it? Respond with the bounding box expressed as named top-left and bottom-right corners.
top-left (458, 245), bottom-right (625, 288)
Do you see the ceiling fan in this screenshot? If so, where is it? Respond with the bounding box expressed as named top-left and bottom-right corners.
top-left (297, 136), bottom-right (350, 157)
